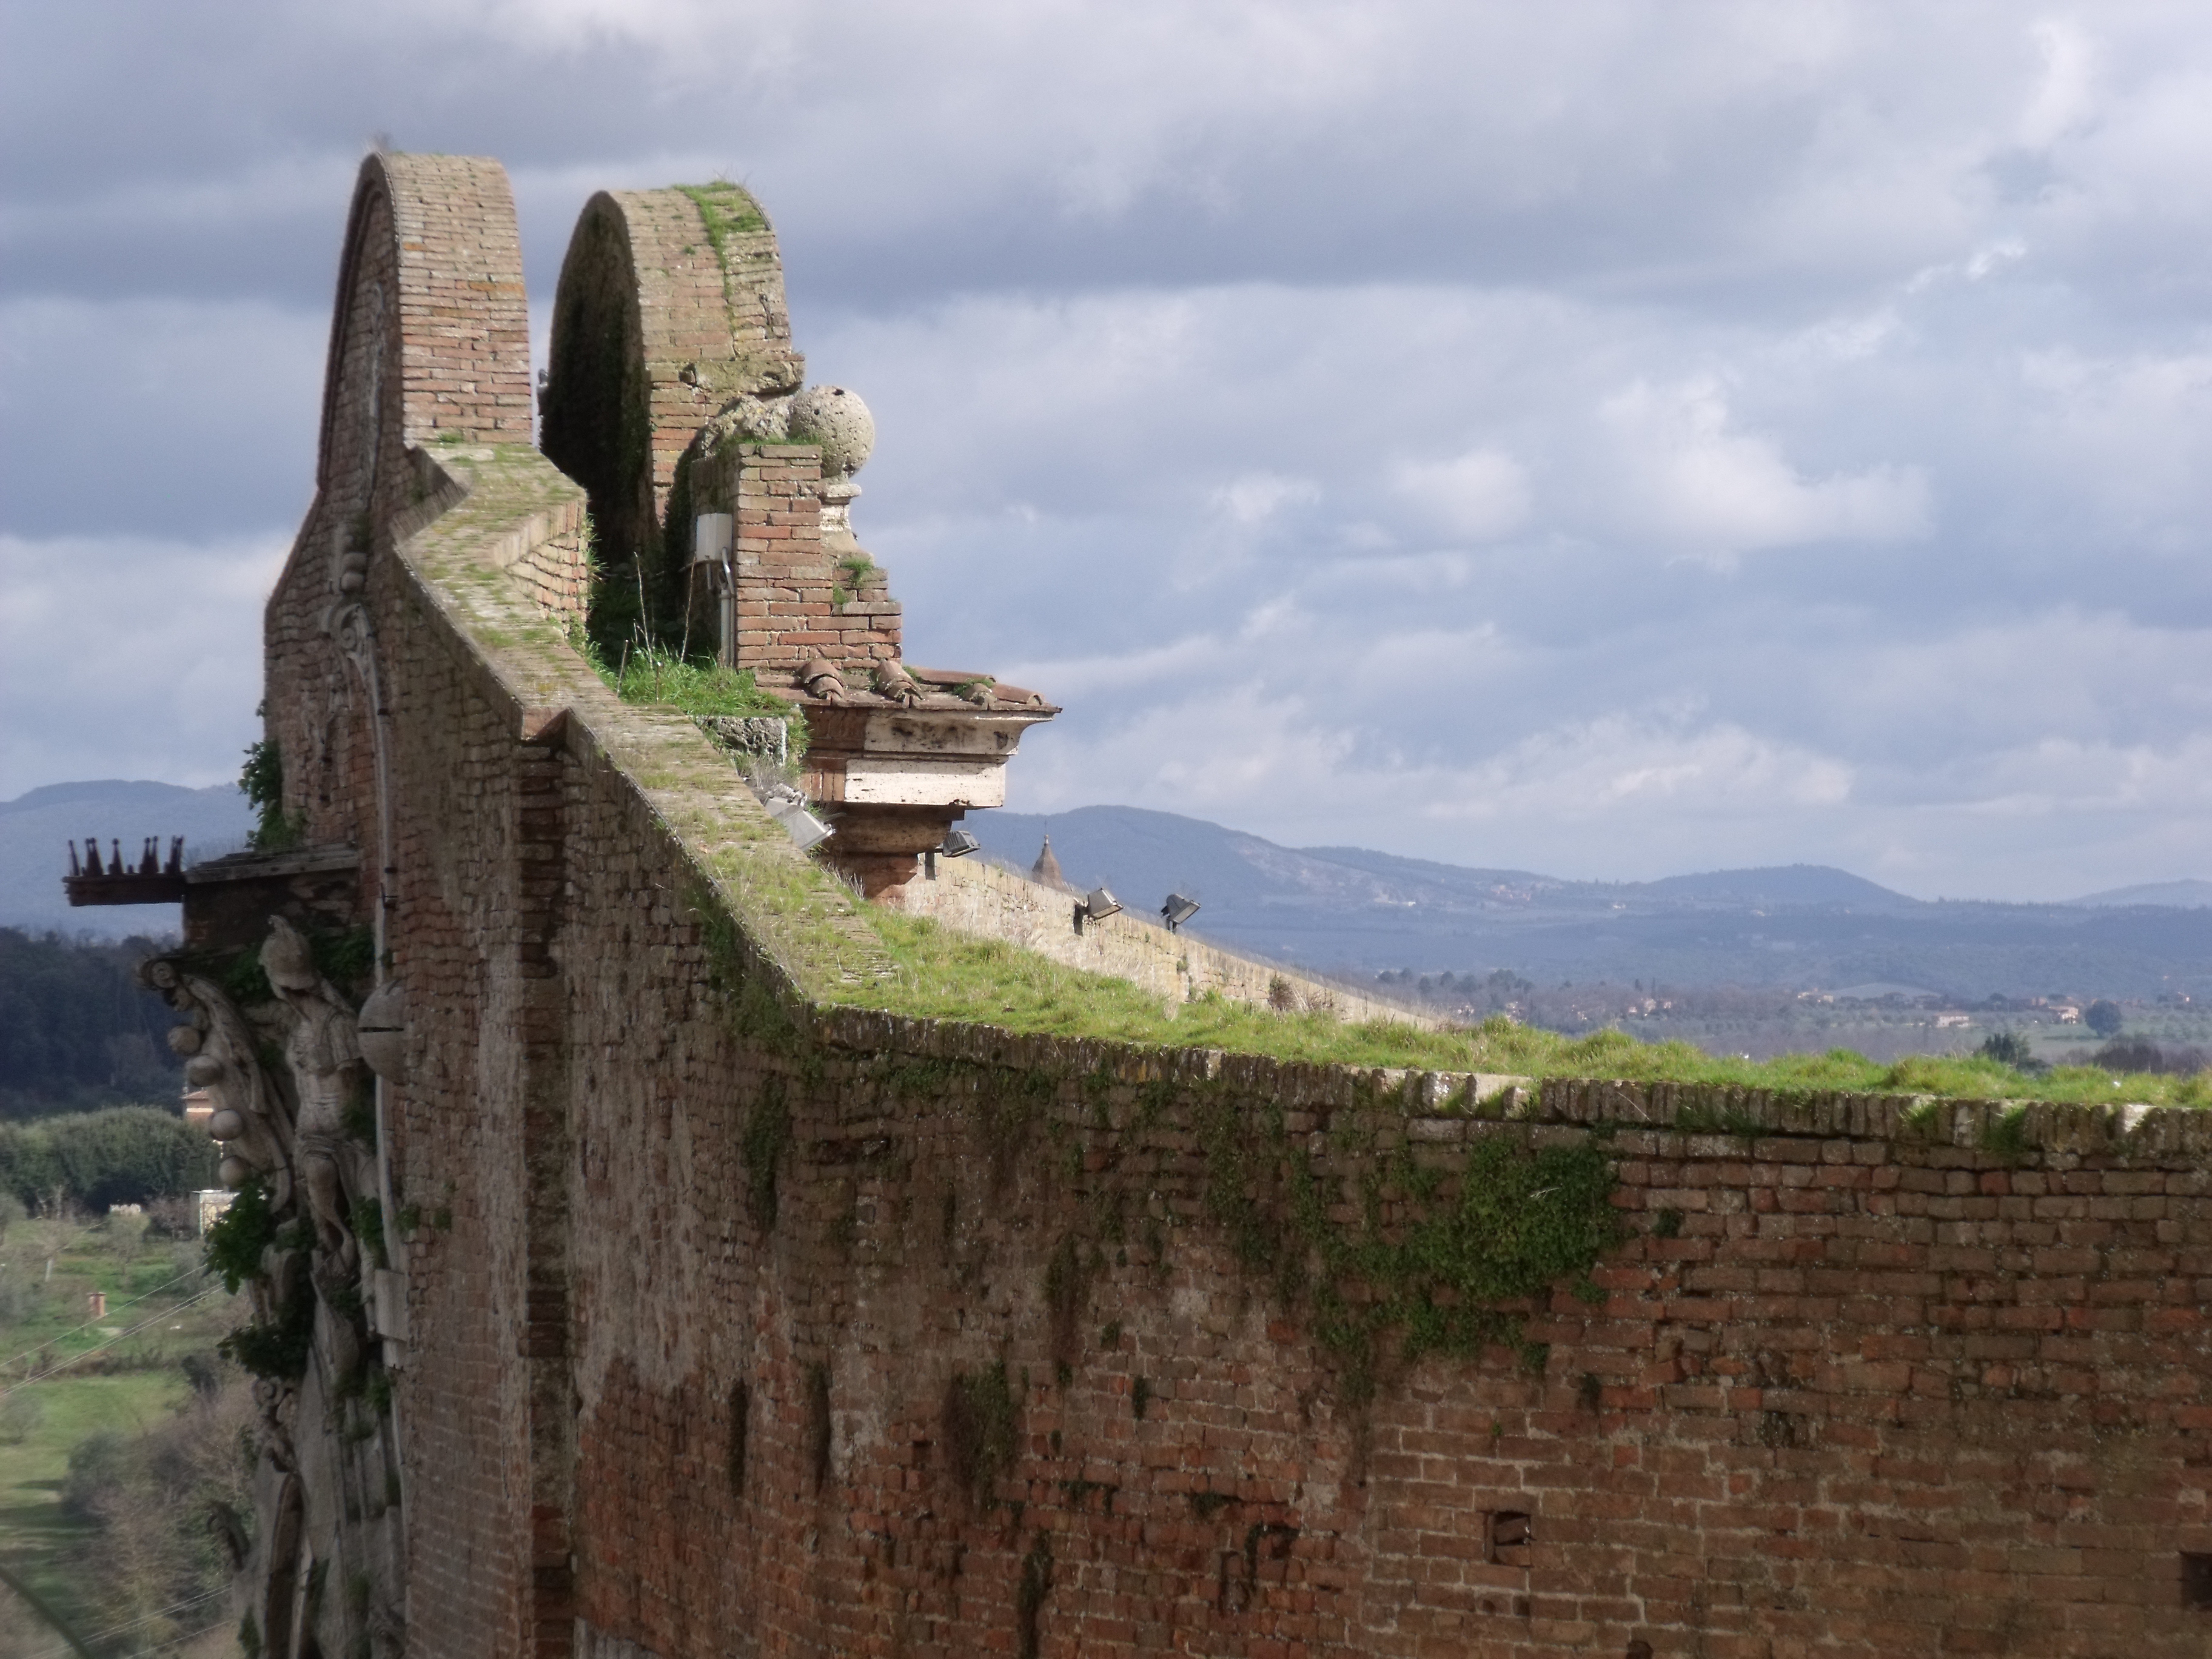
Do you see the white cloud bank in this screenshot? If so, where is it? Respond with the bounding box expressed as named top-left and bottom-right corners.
top-left (0, 533), bottom-right (289, 796)
top-left (1597, 378), bottom-right (1929, 563)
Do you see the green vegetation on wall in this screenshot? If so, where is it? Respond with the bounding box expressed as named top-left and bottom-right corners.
top-left (1198, 1095), bottom-right (1618, 1399)
top-left (218, 1290), bottom-right (312, 1382)
top-left (203, 1178), bottom-right (278, 1294)
top-left (595, 640), bottom-right (800, 728)
top-left (846, 912), bottom-right (2212, 1106)
top-left (240, 726), bottom-right (303, 853)
top-left (674, 181), bottom-right (766, 269)
top-left (169, 920), bottom-right (375, 1014)
top-left (942, 1359), bottom-right (1019, 1508)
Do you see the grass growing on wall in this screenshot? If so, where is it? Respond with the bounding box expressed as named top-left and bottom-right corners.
top-left (845, 912), bottom-right (2212, 1105)
top-left (603, 646), bottom-right (795, 721)
top-left (573, 627), bottom-right (806, 748)
top-left (674, 181), bottom-right (767, 260)
top-left (1198, 1102), bottom-right (1622, 1398)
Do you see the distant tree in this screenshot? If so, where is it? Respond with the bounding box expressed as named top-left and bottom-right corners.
top-left (2083, 999), bottom-right (2124, 1037)
top-left (2090, 1036), bottom-right (2165, 1074)
top-left (0, 1108), bottom-right (216, 1210)
top-left (0, 929), bottom-right (183, 1116)
top-left (1978, 1030), bottom-right (2034, 1068)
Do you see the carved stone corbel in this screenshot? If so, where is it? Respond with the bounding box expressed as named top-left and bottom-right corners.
top-left (146, 957), bottom-right (296, 1212)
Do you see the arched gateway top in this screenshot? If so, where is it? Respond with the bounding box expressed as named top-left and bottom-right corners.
top-left (316, 152), bottom-right (532, 503)
top-left (539, 184), bottom-right (804, 583)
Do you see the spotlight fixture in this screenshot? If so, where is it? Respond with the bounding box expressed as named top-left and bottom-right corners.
top-left (691, 512), bottom-right (734, 566)
top-left (924, 824), bottom-right (980, 880)
top-left (1161, 893), bottom-right (1200, 932)
top-left (1072, 886), bottom-right (1122, 935)
top-left (761, 793), bottom-right (833, 852)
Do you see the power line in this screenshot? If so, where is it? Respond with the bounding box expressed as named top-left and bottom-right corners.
top-left (20, 1587), bottom-right (229, 1659)
top-left (0, 1264), bottom-right (211, 1378)
top-left (0, 1286), bottom-right (223, 1398)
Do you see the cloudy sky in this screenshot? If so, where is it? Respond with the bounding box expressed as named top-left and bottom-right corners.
top-left (6, 1), bottom-right (2212, 899)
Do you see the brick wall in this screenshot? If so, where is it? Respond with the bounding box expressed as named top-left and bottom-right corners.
top-left (360, 456), bottom-right (2212, 1655)
top-left (702, 440), bottom-right (902, 686)
top-left (901, 851), bottom-right (1436, 1027)
top-left (540, 186), bottom-right (803, 580)
top-left (260, 153), bottom-right (2212, 1659)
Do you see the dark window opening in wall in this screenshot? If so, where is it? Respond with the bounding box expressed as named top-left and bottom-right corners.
top-left (2184, 1552), bottom-right (2212, 1609)
top-left (726, 1380), bottom-right (751, 1495)
top-left (1486, 1510), bottom-right (1533, 1569)
top-left (806, 1362), bottom-right (833, 1492)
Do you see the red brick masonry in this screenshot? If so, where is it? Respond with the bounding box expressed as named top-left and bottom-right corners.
top-left (262, 152), bottom-right (2212, 1659)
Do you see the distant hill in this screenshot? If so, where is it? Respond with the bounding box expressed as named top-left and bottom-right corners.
top-left (967, 805), bottom-right (2212, 999)
top-left (1639, 865), bottom-right (1917, 911)
top-left (0, 780), bottom-right (253, 938)
top-left (2065, 879), bottom-right (2212, 909)
top-left (12, 783), bottom-right (2209, 996)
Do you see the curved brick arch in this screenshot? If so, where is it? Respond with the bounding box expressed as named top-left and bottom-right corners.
top-left (263, 153), bottom-right (537, 867)
top-left (540, 185), bottom-right (804, 591)
top-left (317, 152), bottom-right (532, 503)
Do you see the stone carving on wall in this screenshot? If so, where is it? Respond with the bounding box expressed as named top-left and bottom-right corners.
top-left (149, 916), bottom-right (377, 1298)
top-left (147, 957), bottom-right (295, 1209)
top-left (699, 391), bottom-right (793, 450)
top-left (262, 916), bottom-right (366, 1269)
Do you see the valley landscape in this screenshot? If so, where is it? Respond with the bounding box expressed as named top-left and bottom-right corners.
top-left (11, 782), bottom-right (2212, 1067)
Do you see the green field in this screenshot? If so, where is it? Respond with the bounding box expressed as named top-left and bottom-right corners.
top-left (0, 1213), bottom-right (241, 1658)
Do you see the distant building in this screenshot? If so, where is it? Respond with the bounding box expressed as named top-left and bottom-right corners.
top-left (1031, 834), bottom-right (1075, 893)
top-left (1832, 982), bottom-right (1943, 1005)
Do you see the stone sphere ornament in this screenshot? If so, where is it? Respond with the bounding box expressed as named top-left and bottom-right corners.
top-left (788, 384), bottom-right (875, 479)
top-left (209, 1108), bottom-right (247, 1141)
top-left (355, 980), bottom-right (410, 1084)
top-left (218, 1156), bottom-right (253, 1190)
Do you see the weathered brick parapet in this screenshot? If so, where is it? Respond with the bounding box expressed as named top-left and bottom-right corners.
top-left (712, 440), bottom-right (903, 683)
top-left (390, 454), bottom-right (2212, 1650)
top-left (238, 150), bottom-right (2212, 1659)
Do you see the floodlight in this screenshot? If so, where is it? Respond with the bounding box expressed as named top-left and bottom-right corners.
top-left (924, 825), bottom-right (982, 881)
top-left (1161, 893), bottom-right (1200, 931)
top-left (1073, 886), bottom-right (1121, 934)
top-left (692, 512), bottom-right (734, 566)
top-left (768, 797), bottom-right (834, 852)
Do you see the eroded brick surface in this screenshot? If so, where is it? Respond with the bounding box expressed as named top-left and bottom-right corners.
top-left (258, 152), bottom-right (2212, 1659)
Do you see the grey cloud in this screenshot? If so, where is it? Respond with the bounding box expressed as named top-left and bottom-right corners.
top-left (0, 532), bottom-right (284, 799)
top-left (12, 1), bottom-right (2200, 316)
top-left (0, 298), bottom-right (324, 536)
top-left (9, 0), bottom-right (2212, 902)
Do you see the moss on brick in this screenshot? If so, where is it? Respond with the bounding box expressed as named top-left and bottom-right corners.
top-left (943, 1359), bottom-right (1020, 1509)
